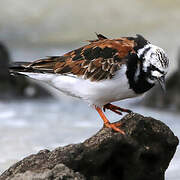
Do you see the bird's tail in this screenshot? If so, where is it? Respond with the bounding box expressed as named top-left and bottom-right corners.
top-left (9, 62), bottom-right (35, 78)
top-left (9, 56), bottom-right (64, 76)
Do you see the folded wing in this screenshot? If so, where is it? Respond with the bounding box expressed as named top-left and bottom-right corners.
top-left (10, 34), bottom-right (136, 82)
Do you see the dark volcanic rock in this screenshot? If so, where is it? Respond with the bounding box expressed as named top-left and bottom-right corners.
top-left (143, 50), bottom-right (180, 111)
top-left (0, 113), bottom-right (178, 180)
top-left (0, 42), bottom-right (52, 99)
top-left (0, 43), bottom-right (11, 80)
top-left (9, 75), bottom-right (53, 99)
top-left (0, 42), bottom-right (12, 98)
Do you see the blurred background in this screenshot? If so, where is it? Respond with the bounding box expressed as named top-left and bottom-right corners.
top-left (0, 0), bottom-right (180, 179)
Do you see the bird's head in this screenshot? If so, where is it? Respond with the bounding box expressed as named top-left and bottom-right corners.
top-left (137, 43), bottom-right (169, 92)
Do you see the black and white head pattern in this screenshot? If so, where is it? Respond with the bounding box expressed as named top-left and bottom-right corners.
top-left (137, 43), bottom-right (169, 84)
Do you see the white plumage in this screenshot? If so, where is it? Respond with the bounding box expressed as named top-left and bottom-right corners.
top-left (19, 65), bottom-right (136, 107)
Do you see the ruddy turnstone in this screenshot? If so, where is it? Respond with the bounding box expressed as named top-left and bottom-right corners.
top-left (10, 34), bottom-right (169, 134)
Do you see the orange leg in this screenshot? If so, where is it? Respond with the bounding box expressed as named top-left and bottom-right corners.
top-left (95, 106), bottom-right (125, 135)
top-left (103, 103), bottom-right (132, 115)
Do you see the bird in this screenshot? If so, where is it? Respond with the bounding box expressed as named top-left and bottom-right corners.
top-left (10, 33), bottom-right (169, 135)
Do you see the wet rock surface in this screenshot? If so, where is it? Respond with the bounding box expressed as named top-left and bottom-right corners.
top-left (0, 113), bottom-right (178, 180)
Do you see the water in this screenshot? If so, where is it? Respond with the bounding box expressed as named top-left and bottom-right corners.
top-left (0, 98), bottom-right (100, 172)
top-left (0, 97), bottom-right (179, 180)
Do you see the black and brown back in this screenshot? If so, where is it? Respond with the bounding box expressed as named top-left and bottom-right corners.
top-left (10, 34), bottom-right (148, 82)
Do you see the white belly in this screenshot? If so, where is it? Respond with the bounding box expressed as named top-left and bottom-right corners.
top-left (20, 65), bottom-right (138, 107)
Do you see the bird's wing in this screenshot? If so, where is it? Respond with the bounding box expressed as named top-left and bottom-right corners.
top-left (11, 34), bottom-right (136, 81)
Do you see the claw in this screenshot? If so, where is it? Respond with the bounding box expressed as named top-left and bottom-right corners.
top-left (104, 122), bottom-right (125, 135)
top-left (95, 106), bottom-right (125, 135)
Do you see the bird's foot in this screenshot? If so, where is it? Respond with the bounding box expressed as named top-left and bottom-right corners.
top-left (104, 121), bottom-right (125, 135)
top-left (103, 103), bottom-right (132, 115)
top-left (95, 105), bottom-right (125, 135)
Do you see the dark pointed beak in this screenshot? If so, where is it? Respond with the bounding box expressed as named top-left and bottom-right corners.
top-left (157, 76), bottom-right (166, 93)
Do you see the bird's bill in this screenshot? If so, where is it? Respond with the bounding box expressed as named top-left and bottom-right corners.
top-left (157, 76), bottom-right (166, 93)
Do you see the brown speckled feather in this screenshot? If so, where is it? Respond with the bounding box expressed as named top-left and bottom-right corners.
top-left (22, 34), bottom-right (136, 81)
